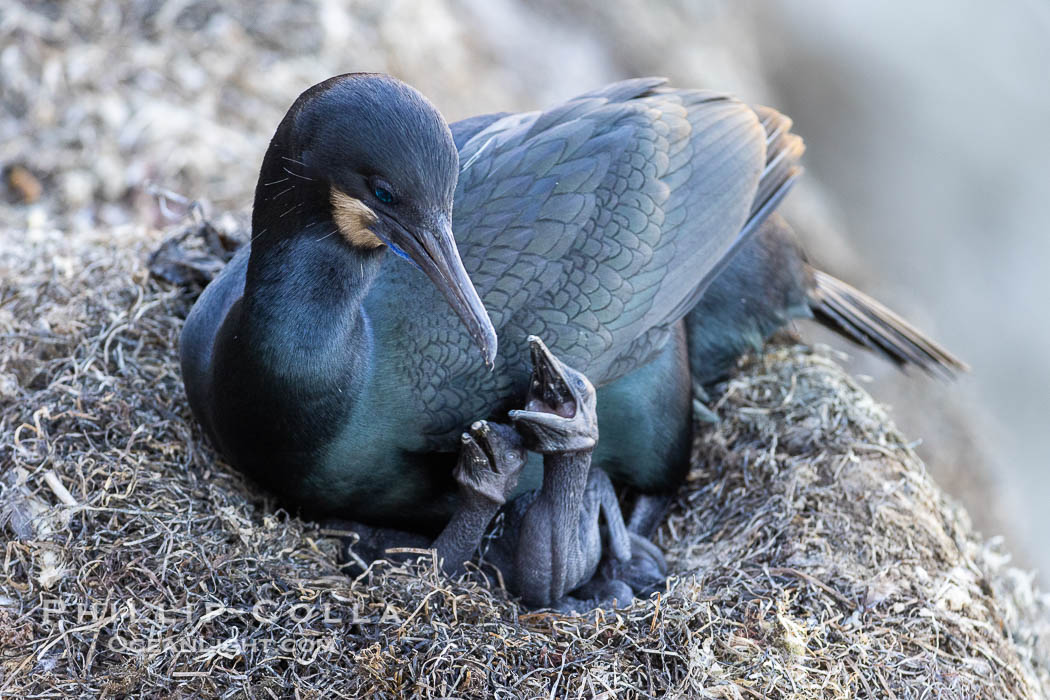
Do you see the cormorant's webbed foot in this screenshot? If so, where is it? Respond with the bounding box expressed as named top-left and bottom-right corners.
top-left (432, 420), bottom-right (527, 573)
top-left (692, 379), bottom-right (720, 424)
top-left (599, 531), bottom-right (668, 599)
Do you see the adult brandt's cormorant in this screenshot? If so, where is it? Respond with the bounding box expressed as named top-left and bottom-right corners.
top-left (180, 74), bottom-right (965, 608)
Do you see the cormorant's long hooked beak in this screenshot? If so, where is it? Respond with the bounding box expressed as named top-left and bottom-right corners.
top-left (401, 213), bottom-right (498, 368)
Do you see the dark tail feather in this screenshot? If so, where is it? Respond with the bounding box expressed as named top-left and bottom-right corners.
top-left (808, 268), bottom-right (969, 378)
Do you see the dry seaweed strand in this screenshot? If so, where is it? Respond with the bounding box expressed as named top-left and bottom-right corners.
top-left (0, 219), bottom-right (1048, 698)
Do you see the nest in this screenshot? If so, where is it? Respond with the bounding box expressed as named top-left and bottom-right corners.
top-left (1, 218), bottom-right (1048, 698)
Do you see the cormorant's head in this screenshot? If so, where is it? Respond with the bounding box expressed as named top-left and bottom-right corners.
top-left (258, 73), bottom-right (497, 366)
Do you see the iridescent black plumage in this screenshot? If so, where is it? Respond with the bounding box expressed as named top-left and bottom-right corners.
top-left (181, 74), bottom-right (962, 543)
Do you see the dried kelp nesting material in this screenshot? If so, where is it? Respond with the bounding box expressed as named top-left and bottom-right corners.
top-left (1, 222), bottom-right (1048, 698)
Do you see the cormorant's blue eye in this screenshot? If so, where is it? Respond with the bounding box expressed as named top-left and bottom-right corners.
top-left (373, 186), bottom-right (394, 204)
